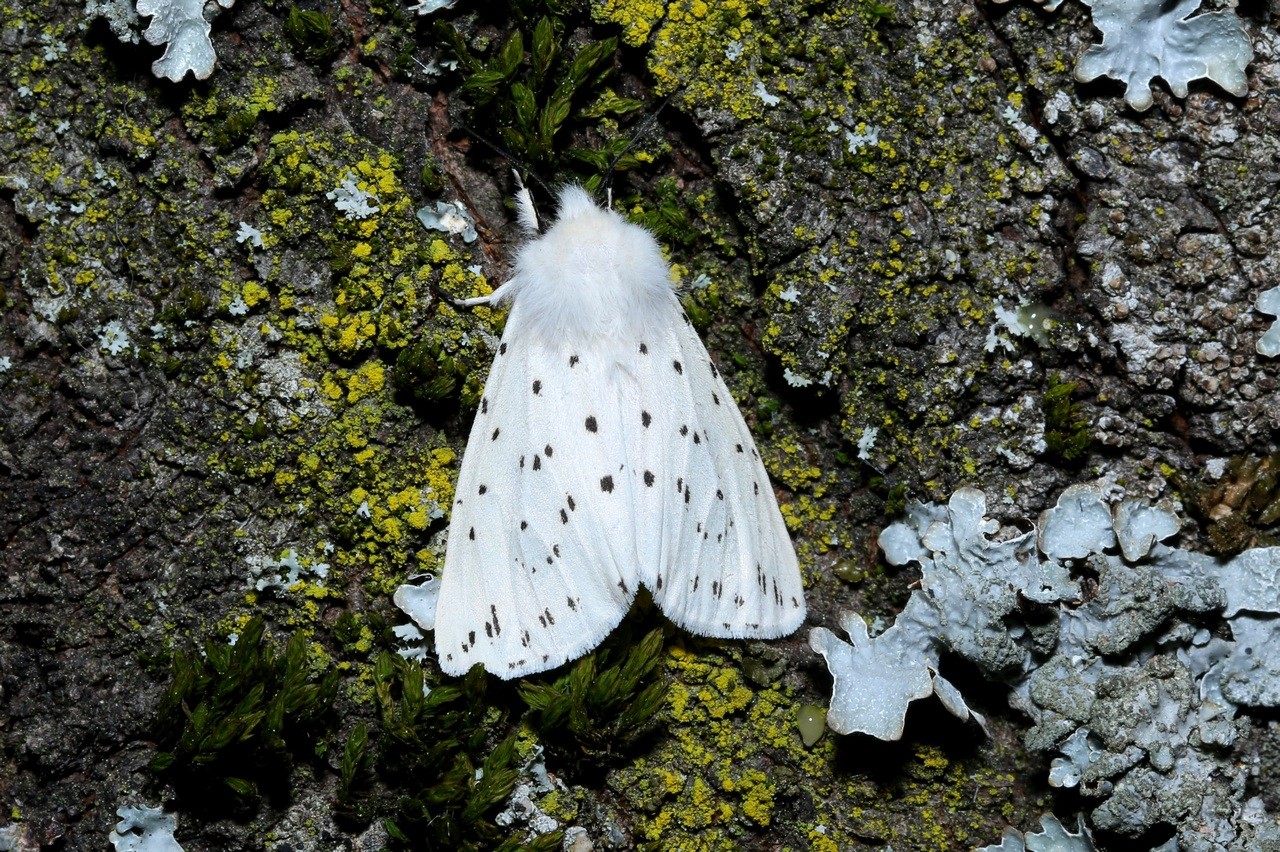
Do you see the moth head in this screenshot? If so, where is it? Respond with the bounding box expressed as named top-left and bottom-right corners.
top-left (508, 185), bottom-right (674, 343)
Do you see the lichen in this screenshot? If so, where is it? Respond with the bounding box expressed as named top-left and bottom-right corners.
top-left (135, 0), bottom-right (236, 82)
top-left (1074, 0), bottom-right (1253, 112)
top-left (977, 814), bottom-right (1094, 852)
top-left (108, 805), bottom-right (185, 852)
top-left (1256, 285), bottom-right (1280, 357)
top-left (823, 483), bottom-right (1280, 846)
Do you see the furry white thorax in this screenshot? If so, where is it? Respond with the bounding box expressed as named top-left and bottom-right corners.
top-left (488, 185), bottom-right (675, 345)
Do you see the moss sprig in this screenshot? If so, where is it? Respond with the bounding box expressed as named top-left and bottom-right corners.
top-left (440, 14), bottom-right (643, 182)
top-left (518, 626), bottom-right (668, 768)
top-left (284, 7), bottom-right (340, 64)
top-left (370, 653), bottom-right (559, 849)
top-left (149, 617), bottom-right (338, 801)
top-left (620, 176), bottom-right (699, 247)
top-left (393, 335), bottom-right (485, 411)
top-left (1042, 374), bottom-right (1094, 466)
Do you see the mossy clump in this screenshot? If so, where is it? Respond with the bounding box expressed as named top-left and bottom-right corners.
top-left (368, 654), bottom-right (560, 850)
top-left (624, 176), bottom-right (699, 247)
top-left (284, 7), bottom-right (341, 64)
top-left (440, 12), bottom-right (644, 184)
top-left (149, 617), bottom-right (338, 802)
top-left (519, 626), bottom-right (668, 769)
top-left (1042, 374), bottom-right (1093, 466)
top-left (394, 334), bottom-right (485, 409)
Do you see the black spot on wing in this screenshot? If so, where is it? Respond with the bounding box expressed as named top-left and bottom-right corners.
top-left (478, 484), bottom-right (487, 495)
top-left (585, 416), bottom-right (598, 433)
top-left (545, 444), bottom-right (553, 456)
top-left (673, 360), bottom-right (683, 374)
top-left (644, 470), bottom-right (655, 487)
top-left (693, 432), bottom-right (701, 444)
top-left (569, 354), bottom-right (579, 367)
top-left (468, 527), bottom-right (475, 540)
top-left (533, 455), bottom-right (542, 470)
top-left (532, 380), bottom-right (542, 394)
top-left (560, 508), bottom-right (568, 524)
top-left (499, 343), bottom-right (507, 355)
top-left (567, 494), bottom-right (575, 511)
top-left (601, 475), bottom-right (614, 493)
top-left (491, 427), bottom-right (500, 440)
top-left (642, 411), bottom-right (652, 428)
top-left (481, 397), bottom-right (488, 414)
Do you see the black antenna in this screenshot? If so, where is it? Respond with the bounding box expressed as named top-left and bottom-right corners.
top-left (454, 122), bottom-right (555, 198)
top-left (601, 94), bottom-right (672, 195)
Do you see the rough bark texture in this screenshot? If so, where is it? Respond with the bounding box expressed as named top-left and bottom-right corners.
top-left (1, 0), bottom-right (1277, 849)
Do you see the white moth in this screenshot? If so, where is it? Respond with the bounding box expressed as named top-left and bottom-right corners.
top-left (435, 183), bottom-right (806, 679)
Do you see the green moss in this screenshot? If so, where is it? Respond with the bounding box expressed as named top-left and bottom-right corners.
top-left (149, 617), bottom-right (338, 802)
top-left (441, 11), bottom-right (644, 183)
top-left (366, 655), bottom-right (562, 850)
top-left (1042, 374), bottom-right (1094, 466)
top-left (284, 7), bottom-right (340, 63)
top-left (394, 335), bottom-right (484, 407)
top-left (519, 626), bottom-right (668, 769)
top-left (621, 176), bottom-right (700, 247)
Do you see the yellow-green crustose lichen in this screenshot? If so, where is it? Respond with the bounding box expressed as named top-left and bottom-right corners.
top-left (599, 0), bottom-right (1073, 497)
top-left (1, 0), bottom-right (502, 664)
top-left (522, 643), bottom-right (1042, 849)
top-left (202, 128), bottom-right (505, 629)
